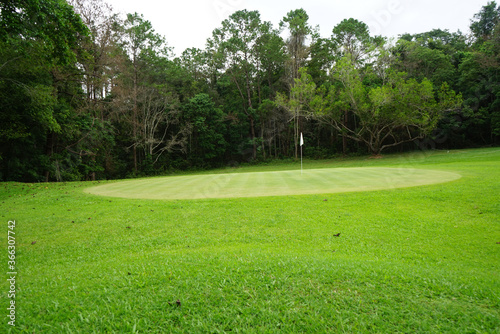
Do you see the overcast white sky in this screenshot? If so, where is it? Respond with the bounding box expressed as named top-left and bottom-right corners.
top-left (104, 0), bottom-right (490, 56)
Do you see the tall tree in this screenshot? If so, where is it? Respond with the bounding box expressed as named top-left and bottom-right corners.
top-left (67, 0), bottom-right (120, 180)
top-left (393, 39), bottom-right (456, 88)
top-left (279, 9), bottom-right (313, 158)
top-left (139, 86), bottom-right (188, 167)
top-left (253, 21), bottom-right (286, 101)
top-left (0, 0), bottom-right (88, 181)
top-left (113, 12), bottom-right (171, 172)
top-left (208, 10), bottom-right (266, 159)
top-left (308, 28), bottom-right (335, 86)
top-left (179, 48), bottom-right (213, 97)
top-left (70, 0), bottom-right (118, 113)
top-left (280, 8), bottom-right (312, 85)
top-left (314, 58), bottom-right (463, 155)
top-left (458, 16), bottom-right (500, 145)
top-left (183, 93), bottom-right (226, 166)
top-left (470, 1), bottom-right (500, 44)
top-left (252, 21), bottom-right (287, 157)
top-left (0, 0), bottom-right (88, 64)
top-left (276, 68), bottom-right (316, 159)
top-left (331, 18), bottom-right (383, 67)
top-left (331, 18), bottom-right (383, 153)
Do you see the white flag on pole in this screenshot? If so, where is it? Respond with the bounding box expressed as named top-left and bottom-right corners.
top-left (300, 132), bottom-right (304, 174)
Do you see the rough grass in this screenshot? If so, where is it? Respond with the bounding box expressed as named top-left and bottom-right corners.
top-left (1, 148), bottom-right (499, 333)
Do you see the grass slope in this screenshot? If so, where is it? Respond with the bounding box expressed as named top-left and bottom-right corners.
top-left (1, 148), bottom-right (500, 333)
top-left (85, 168), bottom-right (461, 200)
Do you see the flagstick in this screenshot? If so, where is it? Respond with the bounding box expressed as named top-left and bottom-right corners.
top-left (300, 132), bottom-right (304, 175)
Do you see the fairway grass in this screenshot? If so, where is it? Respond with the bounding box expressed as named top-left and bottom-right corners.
top-left (1, 148), bottom-right (499, 333)
top-left (85, 168), bottom-right (461, 200)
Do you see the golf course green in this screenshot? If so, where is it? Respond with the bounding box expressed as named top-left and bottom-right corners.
top-left (2, 148), bottom-right (499, 333)
top-left (85, 167), bottom-right (461, 199)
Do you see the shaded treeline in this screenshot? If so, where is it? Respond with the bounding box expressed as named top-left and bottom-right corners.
top-left (1, 0), bottom-right (499, 181)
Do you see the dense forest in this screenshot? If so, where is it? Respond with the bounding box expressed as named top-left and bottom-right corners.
top-left (1, 0), bottom-right (499, 182)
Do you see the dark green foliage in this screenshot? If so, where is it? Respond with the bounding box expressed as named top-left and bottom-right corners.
top-left (470, 1), bottom-right (500, 43)
top-left (0, 0), bottom-right (88, 181)
top-left (183, 94), bottom-right (227, 166)
top-left (394, 40), bottom-right (457, 87)
top-left (0, 0), bottom-right (88, 64)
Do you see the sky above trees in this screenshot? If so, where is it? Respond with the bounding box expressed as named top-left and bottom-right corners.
top-left (106, 0), bottom-right (490, 55)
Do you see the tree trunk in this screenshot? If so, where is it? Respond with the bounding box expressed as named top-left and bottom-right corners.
top-left (249, 117), bottom-right (257, 160)
top-left (44, 132), bottom-right (55, 182)
top-left (342, 110), bottom-right (348, 155)
top-left (294, 110), bottom-right (300, 160)
top-left (133, 59), bottom-right (138, 172)
top-left (260, 126), bottom-right (266, 159)
top-left (91, 155), bottom-right (96, 181)
top-left (244, 66), bottom-right (257, 160)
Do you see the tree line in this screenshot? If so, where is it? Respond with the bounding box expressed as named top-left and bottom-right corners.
top-left (1, 0), bottom-right (499, 182)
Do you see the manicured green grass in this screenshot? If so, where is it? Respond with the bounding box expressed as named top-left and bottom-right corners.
top-left (1, 148), bottom-right (500, 333)
top-left (85, 167), bottom-right (461, 200)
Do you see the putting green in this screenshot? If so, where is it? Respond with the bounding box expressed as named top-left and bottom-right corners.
top-left (85, 167), bottom-right (461, 200)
